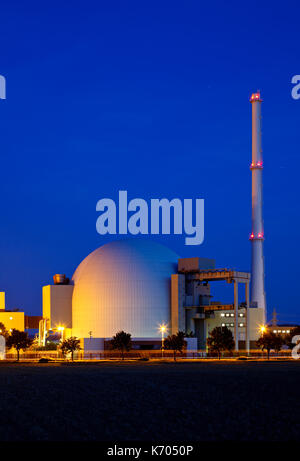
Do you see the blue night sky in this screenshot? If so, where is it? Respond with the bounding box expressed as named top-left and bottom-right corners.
top-left (0, 0), bottom-right (299, 323)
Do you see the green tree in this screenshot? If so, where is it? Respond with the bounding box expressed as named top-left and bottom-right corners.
top-left (110, 331), bottom-right (132, 360)
top-left (0, 322), bottom-right (9, 340)
top-left (36, 341), bottom-right (58, 351)
top-left (256, 331), bottom-right (284, 359)
top-left (207, 326), bottom-right (235, 359)
top-left (164, 331), bottom-right (186, 361)
top-left (273, 334), bottom-right (284, 353)
top-left (184, 330), bottom-right (195, 338)
top-left (60, 337), bottom-right (81, 361)
top-left (6, 329), bottom-right (33, 361)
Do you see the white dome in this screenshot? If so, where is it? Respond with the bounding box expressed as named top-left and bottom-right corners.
top-left (71, 239), bottom-right (179, 338)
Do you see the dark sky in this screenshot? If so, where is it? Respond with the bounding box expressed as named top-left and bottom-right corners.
top-left (0, 0), bottom-right (299, 323)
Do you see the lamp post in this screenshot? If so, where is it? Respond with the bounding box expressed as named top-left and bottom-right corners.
top-left (260, 325), bottom-right (266, 335)
top-left (160, 325), bottom-right (166, 358)
top-left (57, 326), bottom-right (65, 342)
top-left (259, 325), bottom-right (267, 359)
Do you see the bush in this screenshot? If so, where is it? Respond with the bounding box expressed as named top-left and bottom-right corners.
top-left (35, 342), bottom-right (58, 351)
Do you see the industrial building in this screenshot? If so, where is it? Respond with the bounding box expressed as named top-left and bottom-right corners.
top-left (40, 238), bottom-right (264, 352)
top-left (0, 91), bottom-right (268, 354)
top-left (0, 292), bottom-right (41, 334)
top-left (0, 292), bottom-right (25, 332)
top-left (37, 91), bottom-right (267, 352)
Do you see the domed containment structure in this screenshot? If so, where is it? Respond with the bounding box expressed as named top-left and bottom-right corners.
top-left (71, 239), bottom-right (179, 338)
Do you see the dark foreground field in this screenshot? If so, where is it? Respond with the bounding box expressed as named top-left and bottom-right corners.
top-left (0, 360), bottom-right (299, 441)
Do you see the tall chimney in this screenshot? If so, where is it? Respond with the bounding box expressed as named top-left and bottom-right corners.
top-left (249, 91), bottom-right (266, 322)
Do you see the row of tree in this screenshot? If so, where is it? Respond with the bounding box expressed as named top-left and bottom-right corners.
top-left (109, 330), bottom-right (187, 360)
top-left (56, 331), bottom-right (187, 361)
top-left (0, 327), bottom-right (188, 361)
top-left (0, 324), bottom-right (34, 361)
top-left (0, 322), bottom-right (81, 361)
top-left (207, 326), bottom-right (300, 359)
top-left (1, 322), bottom-right (299, 361)
top-left (110, 327), bottom-right (298, 361)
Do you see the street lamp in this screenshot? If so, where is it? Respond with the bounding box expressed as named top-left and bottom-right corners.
top-left (159, 324), bottom-right (167, 358)
top-left (259, 325), bottom-right (267, 359)
top-left (260, 325), bottom-right (266, 335)
top-left (57, 326), bottom-right (65, 342)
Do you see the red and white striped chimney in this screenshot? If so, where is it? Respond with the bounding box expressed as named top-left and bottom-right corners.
top-left (249, 91), bottom-right (266, 321)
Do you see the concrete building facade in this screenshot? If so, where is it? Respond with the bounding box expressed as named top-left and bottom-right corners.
top-left (0, 292), bottom-right (25, 333)
top-left (171, 257), bottom-right (264, 350)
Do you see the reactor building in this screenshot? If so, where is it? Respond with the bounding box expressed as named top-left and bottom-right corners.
top-left (40, 239), bottom-right (263, 352)
top-left (39, 92), bottom-right (267, 353)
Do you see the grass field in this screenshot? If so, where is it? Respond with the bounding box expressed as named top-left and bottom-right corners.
top-left (0, 360), bottom-right (299, 441)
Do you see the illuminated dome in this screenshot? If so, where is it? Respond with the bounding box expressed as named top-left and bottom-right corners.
top-left (71, 239), bottom-right (179, 338)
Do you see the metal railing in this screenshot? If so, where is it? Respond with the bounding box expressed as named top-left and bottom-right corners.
top-left (2, 349), bottom-right (294, 361)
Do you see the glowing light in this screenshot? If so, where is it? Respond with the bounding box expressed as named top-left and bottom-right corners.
top-left (159, 324), bottom-right (167, 334)
top-left (259, 325), bottom-right (266, 334)
top-left (250, 232), bottom-right (264, 240)
top-left (250, 92), bottom-right (261, 102)
top-left (250, 161), bottom-right (263, 169)
top-left (57, 325), bottom-right (65, 342)
top-left (9, 316), bottom-right (13, 320)
top-left (159, 324), bottom-right (167, 358)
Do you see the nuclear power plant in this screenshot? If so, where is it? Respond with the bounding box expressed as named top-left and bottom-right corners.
top-left (0, 92), bottom-right (269, 353)
top-left (34, 92), bottom-right (267, 353)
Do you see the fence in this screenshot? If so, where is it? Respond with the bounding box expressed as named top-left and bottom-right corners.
top-left (3, 349), bottom-right (293, 361)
